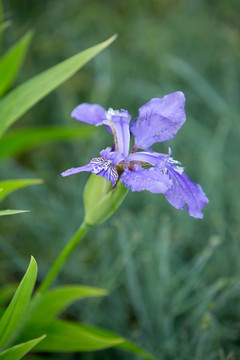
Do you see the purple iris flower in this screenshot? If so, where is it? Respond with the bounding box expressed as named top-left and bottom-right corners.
top-left (61, 92), bottom-right (209, 218)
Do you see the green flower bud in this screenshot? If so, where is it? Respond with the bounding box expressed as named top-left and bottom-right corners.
top-left (83, 174), bottom-right (128, 226)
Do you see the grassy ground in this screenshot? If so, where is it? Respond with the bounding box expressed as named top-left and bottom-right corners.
top-left (1, 0), bottom-right (240, 359)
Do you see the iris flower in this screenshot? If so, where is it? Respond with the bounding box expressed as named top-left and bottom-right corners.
top-left (61, 92), bottom-right (208, 218)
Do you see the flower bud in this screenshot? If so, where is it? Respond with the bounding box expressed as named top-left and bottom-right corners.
top-left (83, 174), bottom-right (128, 226)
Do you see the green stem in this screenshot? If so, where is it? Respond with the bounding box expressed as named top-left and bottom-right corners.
top-left (8, 221), bottom-right (89, 347)
top-left (38, 220), bottom-right (90, 294)
top-left (6, 221), bottom-right (90, 348)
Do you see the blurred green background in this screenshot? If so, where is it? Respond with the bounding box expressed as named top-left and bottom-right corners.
top-left (1, 0), bottom-right (240, 359)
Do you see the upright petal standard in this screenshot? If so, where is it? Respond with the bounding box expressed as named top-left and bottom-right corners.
top-left (61, 92), bottom-right (209, 218)
top-left (130, 92), bottom-right (186, 150)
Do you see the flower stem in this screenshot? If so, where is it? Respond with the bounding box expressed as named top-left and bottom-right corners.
top-left (38, 220), bottom-right (90, 294)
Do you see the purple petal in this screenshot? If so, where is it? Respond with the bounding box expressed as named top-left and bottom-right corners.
top-left (61, 164), bottom-right (94, 177)
top-left (100, 147), bottom-right (125, 166)
top-left (126, 151), bottom-right (169, 168)
top-left (90, 158), bottom-right (119, 186)
top-left (165, 165), bottom-right (209, 219)
top-left (71, 103), bottom-right (106, 126)
top-left (130, 92), bottom-right (186, 149)
top-left (61, 157), bottom-right (119, 186)
top-left (121, 166), bottom-right (171, 193)
top-left (106, 109), bottom-right (131, 156)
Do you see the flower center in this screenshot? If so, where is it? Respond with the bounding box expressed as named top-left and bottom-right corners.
top-left (91, 157), bottom-right (113, 172)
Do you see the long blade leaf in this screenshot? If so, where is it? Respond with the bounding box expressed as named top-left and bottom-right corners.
top-left (0, 179), bottom-right (42, 203)
top-left (19, 319), bottom-right (156, 359)
top-left (34, 319), bottom-right (124, 352)
top-left (28, 285), bottom-right (107, 324)
top-left (0, 257), bottom-right (37, 349)
top-left (0, 125), bottom-right (96, 161)
top-left (0, 34), bottom-right (117, 137)
top-left (0, 31), bottom-right (33, 98)
top-left (0, 335), bottom-right (45, 360)
top-left (78, 324), bottom-right (157, 360)
top-left (0, 210), bottom-right (29, 216)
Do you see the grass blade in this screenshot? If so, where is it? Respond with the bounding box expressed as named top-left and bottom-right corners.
top-left (0, 335), bottom-right (45, 360)
top-left (0, 125), bottom-right (96, 160)
top-left (0, 31), bottom-right (33, 98)
top-left (0, 34), bottom-right (117, 137)
top-left (27, 285), bottom-right (107, 324)
top-left (34, 319), bottom-right (124, 352)
top-left (0, 257), bottom-right (37, 349)
top-left (0, 210), bottom-right (29, 216)
top-left (0, 179), bottom-right (42, 203)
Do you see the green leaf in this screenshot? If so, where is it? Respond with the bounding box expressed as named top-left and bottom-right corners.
top-left (84, 174), bottom-right (128, 226)
top-left (116, 340), bottom-right (157, 360)
top-left (0, 34), bottom-right (117, 137)
top-left (0, 179), bottom-right (43, 203)
top-left (0, 31), bottom-right (33, 98)
top-left (27, 285), bottom-right (107, 325)
top-left (0, 335), bottom-right (45, 360)
top-left (0, 179), bottom-right (42, 217)
top-left (0, 257), bottom-right (37, 350)
top-left (0, 210), bottom-right (29, 216)
top-left (30, 320), bottom-right (156, 359)
top-left (0, 125), bottom-right (96, 161)
top-left (0, 284), bottom-right (17, 307)
top-left (80, 324), bottom-right (157, 360)
top-left (34, 319), bottom-right (124, 352)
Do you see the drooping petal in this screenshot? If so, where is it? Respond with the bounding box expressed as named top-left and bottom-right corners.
top-left (126, 151), bottom-right (170, 168)
top-left (164, 165), bottom-right (209, 219)
top-left (71, 103), bottom-right (106, 126)
top-left (61, 164), bottom-right (94, 177)
top-left (61, 156), bottom-right (119, 186)
top-left (120, 166), bottom-right (171, 193)
top-left (130, 92), bottom-right (186, 149)
top-left (105, 109), bottom-right (131, 156)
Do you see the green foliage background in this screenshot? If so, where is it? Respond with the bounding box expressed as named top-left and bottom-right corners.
top-left (1, 0), bottom-right (240, 359)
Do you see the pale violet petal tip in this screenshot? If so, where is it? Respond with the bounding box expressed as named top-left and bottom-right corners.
top-left (61, 157), bottom-right (119, 186)
top-left (165, 165), bottom-right (209, 218)
top-left (61, 164), bottom-right (94, 177)
top-left (71, 103), bottom-right (106, 126)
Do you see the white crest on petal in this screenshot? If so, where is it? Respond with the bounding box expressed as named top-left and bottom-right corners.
top-left (172, 165), bottom-right (184, 174)
top-left (167, 158), bottom-right (184, 174)
top-left (106, 108), bottom-right (120, 120)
